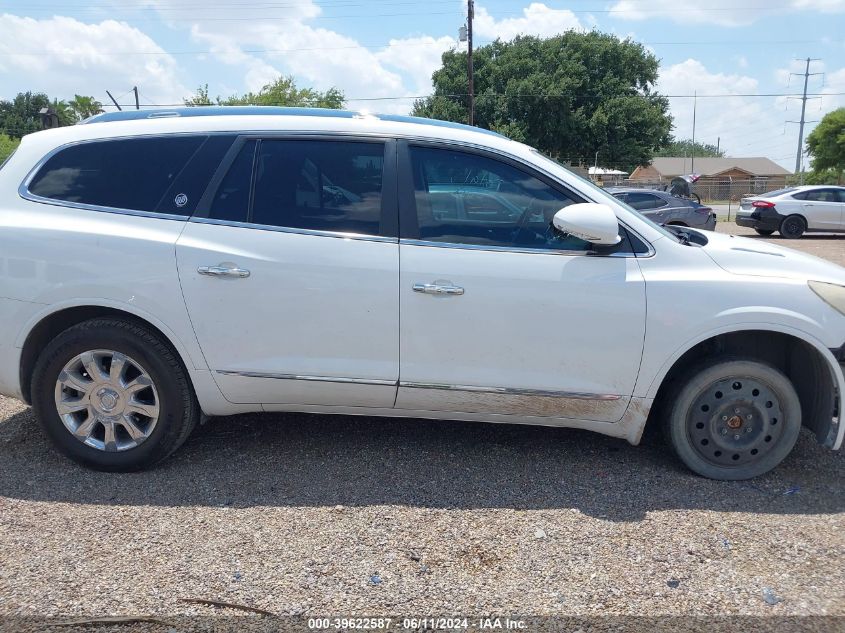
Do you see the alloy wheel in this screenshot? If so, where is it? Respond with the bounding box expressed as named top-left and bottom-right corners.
top-left (53, 349), bottom-right (160, 452)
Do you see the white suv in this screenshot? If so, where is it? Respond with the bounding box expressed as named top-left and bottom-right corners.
top-left (1, 107), bottom-right (844, 479)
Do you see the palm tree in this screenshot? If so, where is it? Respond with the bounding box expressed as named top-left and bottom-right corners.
top-left (68, 94), bottom-right (104, 121)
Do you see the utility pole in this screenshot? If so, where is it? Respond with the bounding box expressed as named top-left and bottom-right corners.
top-left (690, 91), bottom-right (697, 174)
top-left (133, 86), bottom-right (140, 110)
top-left (467, 0), bottom-right (474, 126)
top-left (791, 58), bottom-right (823, 182)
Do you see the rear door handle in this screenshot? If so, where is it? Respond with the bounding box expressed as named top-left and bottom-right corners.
top-left (413, 282), bottom-right (464, 296)
top-left (198, 265), bottom-right (251, 278)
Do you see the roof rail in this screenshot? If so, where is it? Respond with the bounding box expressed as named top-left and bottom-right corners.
top-left (81, 106), bottom-right (506, 138)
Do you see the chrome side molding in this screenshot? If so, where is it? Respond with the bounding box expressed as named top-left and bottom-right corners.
top-left (215, 370), bottom-right (621, 402)
top-left (399, 381), bottom-right (621, 400)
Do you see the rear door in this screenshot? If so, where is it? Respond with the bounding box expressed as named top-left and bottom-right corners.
top-left (626, 191), bottom-right (673, 224)
top-left (798, 188), bottom-right (843, 230)
top-left (176, 136), bottom-right (399, 406)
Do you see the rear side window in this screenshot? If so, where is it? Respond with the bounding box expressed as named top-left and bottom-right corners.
top-left (28, 135), bottom-right (234, 216)
top-left (803, 188), bottom-right (840, 202)
top-left (626, 192), bottom-right (667, 210)
top-left (250, 139), bottom-right (384, 235)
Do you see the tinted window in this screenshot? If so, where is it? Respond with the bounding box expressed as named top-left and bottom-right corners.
top-left (208, 140), bottom-right (256, 222)
top-left (250, 140), bottom-right (384, 235)
top-left (804, 188), bottom-right (839, 202)
top-left (409, 146), bottom-right (589, 251)
top-left (28, 135), bottom-right (228, 215)
top-left (626, 192), bottom-right (667, 210)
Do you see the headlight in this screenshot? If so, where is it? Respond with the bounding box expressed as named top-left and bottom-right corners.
top-left (809, 280), bottom-right (845, 315)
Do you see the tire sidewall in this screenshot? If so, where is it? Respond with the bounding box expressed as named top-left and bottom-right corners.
top-left (666, 359), bottom-right (802, 480)
top-left (780, 215), bottom-right (805, 239)
top-left (32, 322), bottom-right (188, 471)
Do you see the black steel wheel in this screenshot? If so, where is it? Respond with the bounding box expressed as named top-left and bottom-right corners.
top-left (663, 358), bottom-right (801, 480)
top-left (779, 215), bottom-right (806, 239)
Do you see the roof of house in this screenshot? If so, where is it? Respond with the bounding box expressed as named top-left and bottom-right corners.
top-left (647, 157), bottom-right (791, 177)
top-left (589, 166), bottom-right (628, 176)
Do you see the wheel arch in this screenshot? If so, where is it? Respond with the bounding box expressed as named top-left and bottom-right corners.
top-left (18, 303), bottom-right (202, 406)
top-left (647, 327), bottom-right (843, 449)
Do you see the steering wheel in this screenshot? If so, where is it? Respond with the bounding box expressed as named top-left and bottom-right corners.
top-left (510, 198), bottom-right (544, 243)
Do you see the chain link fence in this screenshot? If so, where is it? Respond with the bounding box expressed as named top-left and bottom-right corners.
top-left (618, 178), bottom-right (789, 203)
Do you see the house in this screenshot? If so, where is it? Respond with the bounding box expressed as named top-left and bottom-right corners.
top-left (588, 166), bottom-right (628, 186)
top-left (629, 157), bottom-right (792, 200)
top-left (631, 157), bottom-right (791, 187)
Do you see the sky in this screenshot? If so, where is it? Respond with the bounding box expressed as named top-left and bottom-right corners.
top-left (0, 0), bottom-right (843, 170)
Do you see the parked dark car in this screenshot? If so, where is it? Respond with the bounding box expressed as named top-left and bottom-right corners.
top-left (607, 187), bottom-right (716, 231)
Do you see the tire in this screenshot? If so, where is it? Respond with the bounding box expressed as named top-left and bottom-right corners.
top-left (662, 358), bottom-right (801, 480)
top-left (754, 229), bottom-right (775, 236)
top-left (779, 215), bottom-right (806, 239)
top-left (31, 317), bottom-right (199, 471)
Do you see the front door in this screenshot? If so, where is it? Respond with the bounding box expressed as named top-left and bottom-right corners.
top-left (395, 143), bottom-right (647, 422)
top-left (176, 136), bottom-right (399, 406)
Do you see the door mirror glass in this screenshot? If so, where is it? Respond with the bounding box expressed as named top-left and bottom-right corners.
top-left (552, 203), bottom-right (621, 246)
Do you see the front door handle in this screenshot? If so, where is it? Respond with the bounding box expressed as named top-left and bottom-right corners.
top-left (413, 282), bottom-right (465, 296)
top-left (198, 265), bottom-right (251, 279)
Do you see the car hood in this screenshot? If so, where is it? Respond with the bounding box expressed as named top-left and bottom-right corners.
top-left (699, 230), bottom-right (845, 284)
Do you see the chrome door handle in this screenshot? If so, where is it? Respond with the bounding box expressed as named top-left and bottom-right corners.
top-left (198, 265), bottom-right (251, 278)
top-left (413, 282), bottom-right (464, 296)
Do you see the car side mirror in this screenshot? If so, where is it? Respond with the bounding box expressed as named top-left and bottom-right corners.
top-left (552, 203), bottom-right (621, 246)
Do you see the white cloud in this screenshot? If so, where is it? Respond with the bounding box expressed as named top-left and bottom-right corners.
top-left (610, 0), bottom-right (843, 25)
top-left (474, 2), bottom-right (583, 40)
top-left (376, 36), bottom-right (457, 95)
top-left (658, 59), bottom-right (796, 168)
top-left (0, 13), bottom-right (187, 106)
top-left (791, 0), bottom-right (845, 11)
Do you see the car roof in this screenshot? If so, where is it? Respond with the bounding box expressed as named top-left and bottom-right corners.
top-left (82, 106), bottom-right (507, 139)
top-left (19, 106), bottom-right (519, 163)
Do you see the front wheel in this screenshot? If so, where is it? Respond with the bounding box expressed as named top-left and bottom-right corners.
top-left (31, 317), bottom-right (199, 471)
top-left (780, 215), bottom-right (806, 239)
top-left (663, 358), bottom-right (801, 480)
top-left (755, 228), bottom-right (775, 236)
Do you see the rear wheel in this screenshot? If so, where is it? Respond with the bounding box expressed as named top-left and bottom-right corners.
top-left (32, 317), bottom-right (199, 471)
top-left (663, 358), bottom-right (801, 480)
top-left (779, 215), bottom-right (806, 239)
top-left (754, 228), bottom-right (775, 236)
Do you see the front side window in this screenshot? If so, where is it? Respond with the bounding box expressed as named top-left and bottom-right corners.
top-left (250, 139), bottom-right (384, 235)
top-left (28, 135), bottom-right (233, 216)
top-left (408, 146), bottom-right (589, 251)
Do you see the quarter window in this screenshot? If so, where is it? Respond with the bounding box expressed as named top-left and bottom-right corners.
top-left (28, 135), bottom-right (232, 216)
top-left (250, 139), bottom-right (384, 235)
top-left (408, 146), bottom-right (589, 251)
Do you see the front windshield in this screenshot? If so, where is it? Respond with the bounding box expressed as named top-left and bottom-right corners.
top-left (529, 150), bottom-right (678, 242)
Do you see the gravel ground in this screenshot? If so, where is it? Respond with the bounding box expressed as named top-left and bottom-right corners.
top-left (0, 222), bottom-right (843, 629)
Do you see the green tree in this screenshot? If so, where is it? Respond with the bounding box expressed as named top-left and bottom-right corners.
top-left (0, 133), bottom-right (20, 162)
top-left (185, 76), bottom-right (345, 109)
top-left (412, 32), bottom-right (672, 169)
top-left (0, 91), bottom-right (97, 137)
top-left (68, 94), bottom-right (104, 120)
top-left (806, 108), bottom-right (845, 184)
top-left (655, 137), bottom-right (724, 158)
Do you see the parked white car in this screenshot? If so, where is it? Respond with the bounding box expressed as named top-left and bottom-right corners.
top-left (736, 185), bottom-right (845, 238)
top-left (1, 107), bottom-right (844, 479)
